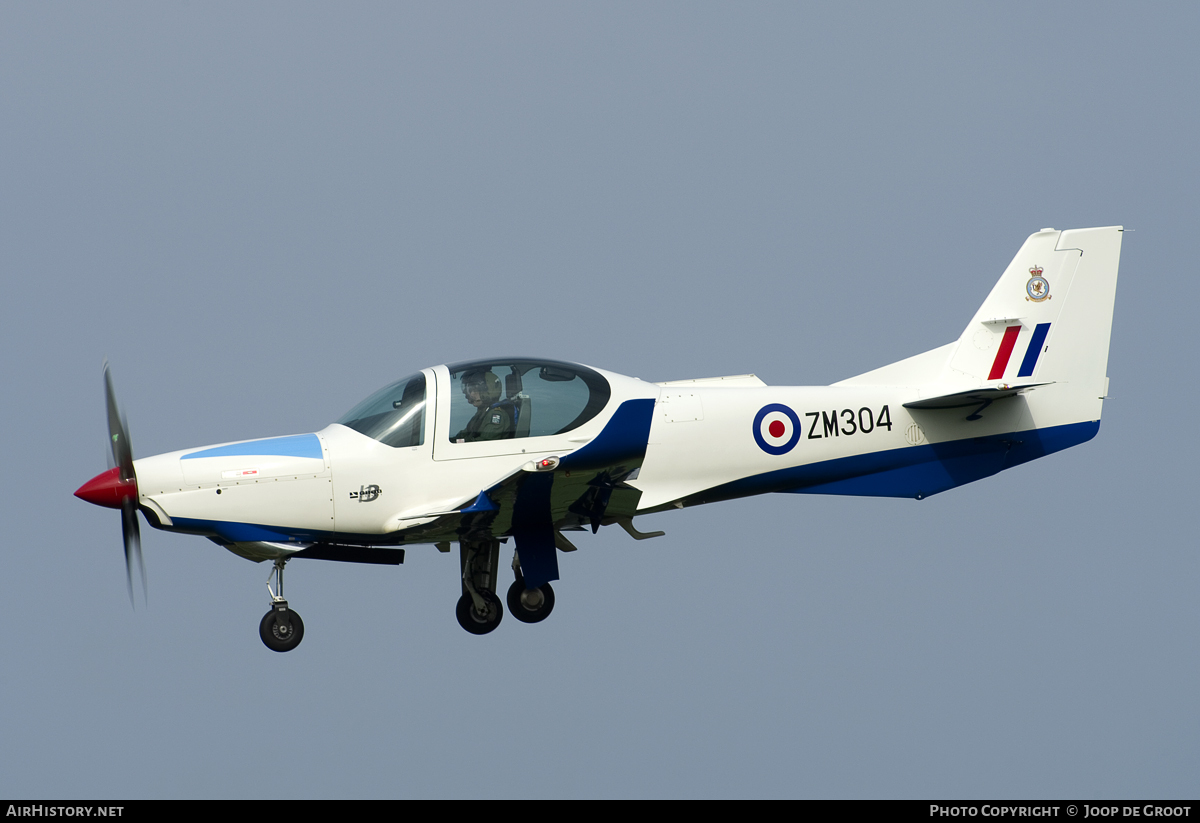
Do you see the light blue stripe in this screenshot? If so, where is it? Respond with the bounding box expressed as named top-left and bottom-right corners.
top-left (181, 434), bottom-right (323, 460)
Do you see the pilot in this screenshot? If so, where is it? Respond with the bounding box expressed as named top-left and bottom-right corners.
top-left (453, 370), bottom-right (515, 442)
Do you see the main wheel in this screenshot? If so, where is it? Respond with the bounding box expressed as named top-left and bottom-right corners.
top-left (260, 607), bottom-right (305, 652)
top-left (456, 591), bottom-right (503, 635)
top-left (507, 578), bottom-right (555, 624)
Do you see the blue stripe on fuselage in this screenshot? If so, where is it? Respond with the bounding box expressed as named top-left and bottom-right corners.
top-left (167, 517), bottom-right (335, 544)
top-left (681, 420), bottom-right (1099, 504)
top-left (559, 398), bottom-right (655, 471)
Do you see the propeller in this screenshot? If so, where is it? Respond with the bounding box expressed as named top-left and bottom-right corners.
top-left (75, 362), bottom-right (145, 606)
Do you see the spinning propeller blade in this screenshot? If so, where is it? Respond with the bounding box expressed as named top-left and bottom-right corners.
top-left (76, 363), bottom-right (146, 606)
top-left (105, 363), bottom-right (134, 482)
top-left (122, 497), bottom-right (145, 606)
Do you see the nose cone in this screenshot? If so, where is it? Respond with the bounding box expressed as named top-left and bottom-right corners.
top-left (75, 467), bottom-right (138, 509)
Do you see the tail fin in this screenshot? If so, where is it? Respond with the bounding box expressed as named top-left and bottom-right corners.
top-left (838, 227), bottom-right (1123, 423)
top-left (944, 227), bottom-right (1123, 397)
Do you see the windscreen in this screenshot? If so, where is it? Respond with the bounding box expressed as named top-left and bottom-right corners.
top-left (336, 373), bottom-right (426, 448)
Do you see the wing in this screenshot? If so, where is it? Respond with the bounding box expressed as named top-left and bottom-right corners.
top-left (399, 398), bottom-right (657, 587)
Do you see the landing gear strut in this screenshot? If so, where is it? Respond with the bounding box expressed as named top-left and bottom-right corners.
top-left (457, 539), bottom-right (503, 635)
top-left (507, 552), bottom-right (555, 624)
top-left (260, 558), bottom-right (304, 652)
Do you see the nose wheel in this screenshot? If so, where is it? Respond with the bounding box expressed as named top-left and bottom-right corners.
top-left (260, 603), bottom-right (305, 652)
top-left (260, 558), bottom-right (305, 652)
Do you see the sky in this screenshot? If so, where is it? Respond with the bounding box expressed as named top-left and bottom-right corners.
top-left (1, 1), bottom-right (1197, 799)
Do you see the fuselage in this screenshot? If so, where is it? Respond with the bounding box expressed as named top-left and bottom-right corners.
top-left (127, 355), bottom-right (1098, 561)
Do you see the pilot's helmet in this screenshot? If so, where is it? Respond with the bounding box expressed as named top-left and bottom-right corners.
top-left (461, 370), bottom-right (502, 405)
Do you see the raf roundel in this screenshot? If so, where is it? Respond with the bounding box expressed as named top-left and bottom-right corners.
top-left (752, 403), bottom-right (802, 455)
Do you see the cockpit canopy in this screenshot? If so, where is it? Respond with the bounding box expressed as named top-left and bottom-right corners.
top-left (337, 359), bottom-right (611, 448)
top-left (445, 359), bottom-right (610, 443)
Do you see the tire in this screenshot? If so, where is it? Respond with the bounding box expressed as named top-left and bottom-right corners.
top-left (456, 591), bottom-right (503, 635)
top-left (507, 579), bottom-right (555, 624)
top-left (260, 607), bottom-right (305, 652)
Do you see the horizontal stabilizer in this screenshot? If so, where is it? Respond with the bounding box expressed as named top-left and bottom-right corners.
top-left (903, 382), bottom-right (1052, 410)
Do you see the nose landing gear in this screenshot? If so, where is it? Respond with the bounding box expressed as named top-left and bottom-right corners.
top-left (260, 558), bottom-right (304, 652)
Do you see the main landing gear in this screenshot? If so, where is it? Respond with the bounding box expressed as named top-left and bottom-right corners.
top-left (457, 539), bottom-right (503, 635)
top-left (454, 541), bottom-right (558, 635)
top-left (507, 552), bottom-right (554, 624)
top-left (260, 558), bottom-right (304, 652)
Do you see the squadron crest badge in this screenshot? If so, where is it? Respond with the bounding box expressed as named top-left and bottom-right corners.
top-left (1026, 266), bottom-right (1051, 302)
